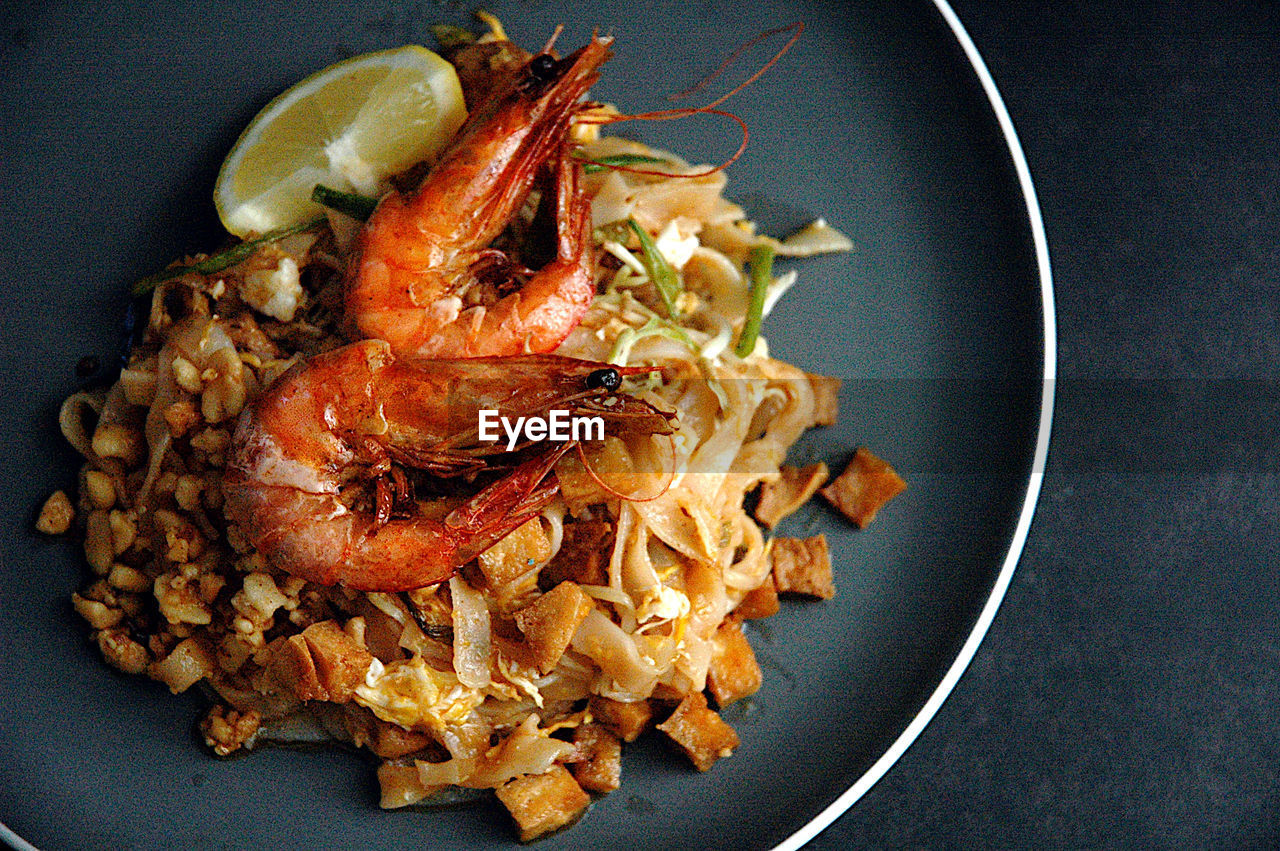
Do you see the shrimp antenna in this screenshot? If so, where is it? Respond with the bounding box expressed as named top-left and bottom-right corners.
top-left (573, 22), bottom-right (804, 180)
top-left (669, 21), bottom-right (805, 107)
top-left (574, 435), bottom-right (677, 504)
top-left (541, 24), bottom-right (565, 54)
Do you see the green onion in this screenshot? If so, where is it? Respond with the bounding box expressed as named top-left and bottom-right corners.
top-left (430, 24), bottom-right (477, 50)
top-left (628, 218), bottom-right (682, 320)
top-left (734, 245), bottom-right (775, 357)
top-left (311, 184), bottom-right (379, 221)
top-left (131, 216), bottom-right (326, 297)
top-left (574, 153), bottom-right (671, 174)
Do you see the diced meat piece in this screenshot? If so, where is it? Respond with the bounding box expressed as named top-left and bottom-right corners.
top-left (495, 765), bottom-right (590, 842)
top-left (570, 723), bottom-right (622, 793)
top-left (588, 695), bottom-right (654, 743)
top-left (735, 575), bottom-right (780, 619)
top-left (539, 520), bottom-right (613, 590)
top-left (820, 447), bottom-right (907, 528)
top-left (754, 462), bottom-right (829, 529)
top-left (513, 581), bottom-right (595, 673)
top-left (268, 620), bottom-right (373, 703)
top-left (657, 691), bottom-right (740, 772)
top-left (771, 535), bottom-right (835, 600)
top-left (807, 373), bottom-right (841, 426)
top-left (706, 620), bottom-right (762, 707)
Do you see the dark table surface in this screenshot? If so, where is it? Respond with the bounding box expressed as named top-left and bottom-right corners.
top-left (820, 2), bottom-right (1280, 847)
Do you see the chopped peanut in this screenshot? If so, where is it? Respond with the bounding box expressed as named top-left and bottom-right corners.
top-left (754, 462), bottom-right (829, 529)
top-left (820, 447), bottom-right (907, 528)
top-left (200, 705), bottom-right (261, 756)
top-left (513, 581), bottom-right (594, 673)
top-left (36, 490), bottom-right (74, 535)
top-left (657, 691), bottom-right (740, 771)
top-left (771, 535), bottom-right (835, 599)
top-left (496, 766), bottom-right (590, 842)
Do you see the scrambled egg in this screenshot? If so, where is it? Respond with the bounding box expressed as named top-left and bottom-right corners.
top-left (354, 656), bottom-right (483, 734)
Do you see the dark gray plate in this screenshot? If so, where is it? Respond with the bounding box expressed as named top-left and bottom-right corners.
top-left (0, 1), bottom-right (1051, 848)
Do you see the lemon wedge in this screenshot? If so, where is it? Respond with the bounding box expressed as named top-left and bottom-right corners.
top-left (215, 46), bottom-right (466, 236)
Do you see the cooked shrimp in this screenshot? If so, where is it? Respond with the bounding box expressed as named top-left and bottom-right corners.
top-left (345, 36), bottom-right (612, 359)
top-left (222, 339), bottom-right (668, 592)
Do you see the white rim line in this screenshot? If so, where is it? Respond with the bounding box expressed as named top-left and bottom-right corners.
top-left (773, 0), bottom-right (1057, 848)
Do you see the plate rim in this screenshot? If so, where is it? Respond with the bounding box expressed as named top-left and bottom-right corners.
top-left (0, 2), bottom-right (1056, 848)
top-left (771, 0), bottom-right (1057, 847)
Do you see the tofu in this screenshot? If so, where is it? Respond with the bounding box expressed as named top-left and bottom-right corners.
top-left (496, 765), bottom-right (590, 841)
top-left (657, 691), bottom-right (740, 772)
top-left (267, 620), bottom-right (373, 703)
top-left (571, 723), bottom-right (622, 793)
top-left (539, 520), bottom-right (613, 589)
top-left (806, 373), bottom-right (841, 427)
top-left (588, 695), bottom-right (654, 742)
top-left (513, 581), bottom-right (595, 673)
top-left (820, 447), bottom-right (907, 528)
top-left (706, 620), bottom-right (762, 707)
top-left (735, 575), bottom-right (780, 620)
top-left (754, 462), bottom-right (829, 529)
top-left (771, 535), bottom-right (835, 600)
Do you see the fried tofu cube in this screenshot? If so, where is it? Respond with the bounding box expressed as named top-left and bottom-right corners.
top-left (478, 518), bottom-right (552, 592)
top-left (706, 620), bottom-right (762, 707)
top-left (736, 575), bottom-right (780, 619)
top-left (268, 620), bottom-right (373, 703)
top-left (754, 462), bottom-right (830, 529)
top-left (589, 695), bottom-right (654, 742)
top-left (657, 691), bottom-right (740, 771)
top-left (820, 447), bottom-right (907, 528)
top-left (513, 581), bottom-right (595, 673)
top-left (496, 765), bottom-right (590, 841)
top-left (300, 620), bottom-right (374, 702)
top-left (771, 535), bottom-right (835, 600)
top-left (807, 373), bottom-right (841, 427)
top-left (571, 723), bottom-right (622, 793)
top-left (539, 520), bottom-right (613, 589)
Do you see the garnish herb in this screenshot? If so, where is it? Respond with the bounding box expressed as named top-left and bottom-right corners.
top-left (628, 218), bottom-right (682, 320)
top-left (312, 184), bottom-right (379, 221)
top-left (734, 245), bottom-right (775, 357)
top-left (575, 153), bottom-right (671, 174)
top-left (132, 216), bottom-right (326, 297)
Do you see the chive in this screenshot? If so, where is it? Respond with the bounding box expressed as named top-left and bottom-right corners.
top-left (430, 24), bottom-right (477, 50)
top-left (311, 183), bottom-right (378, 221)
top-left (131, 216), bottom-right (327, 297)
top-left (574, 153), bottom-right (671, 174)
top-left (628, 218), bottom-right (682, 320)
top-left (734, 245), bottom-right (775, 358)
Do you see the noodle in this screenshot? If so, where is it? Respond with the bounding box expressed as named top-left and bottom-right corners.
top-left (50, 35), bottom-right (853, 840)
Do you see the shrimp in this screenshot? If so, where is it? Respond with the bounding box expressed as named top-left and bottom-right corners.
top-left (344, 36), bottom-right (613, 359)
top-left (222, 339), bottom-right (670, 592)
